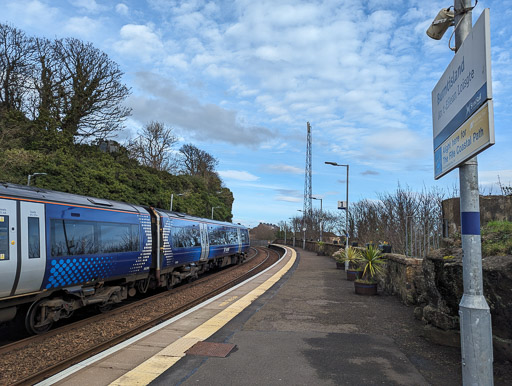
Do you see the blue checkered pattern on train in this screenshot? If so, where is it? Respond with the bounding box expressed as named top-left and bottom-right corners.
top-left (46, 256), bottom-right (113, 289)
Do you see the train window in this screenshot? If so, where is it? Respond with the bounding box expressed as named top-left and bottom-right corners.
top-left (28, 217), bottom-right (40, 259)
top-left (99, 223), bottom-right (140, 253)
top-left (208, 225), bottom-right (228, 245)
top-left (171, 224), bottom-right (201, 248)
top-left (241, 229), bottom-right (249, 244)
top-left (227, 228), bottom-right (238, 244)
top-left (50, 219), bottom-right (140, 257)
top-left (51, 220), bottom-right (97, 256)
top-left (0, 216), bottom-right (9, 261)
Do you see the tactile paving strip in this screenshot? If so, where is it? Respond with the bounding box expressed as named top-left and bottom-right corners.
top-left (185, 342), bottom-right (236, 357)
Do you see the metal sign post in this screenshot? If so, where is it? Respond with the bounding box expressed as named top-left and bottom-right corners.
top-left (430, 3), bottom-right (494, 384)
top-left (454, 4), bottom-right (493, 385)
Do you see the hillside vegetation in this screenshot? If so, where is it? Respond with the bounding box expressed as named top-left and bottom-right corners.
top-left (0, 24), bottom-right (233, 221)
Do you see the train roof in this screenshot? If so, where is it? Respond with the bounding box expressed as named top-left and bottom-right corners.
top-left (0, 182), bottom-right (146, 214)
top-left (156, 208), bottom-right (248, 229)
top-left (0, 183), bottom-right (249, 229)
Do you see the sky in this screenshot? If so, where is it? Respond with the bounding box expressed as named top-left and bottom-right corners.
top-left (3, 0), bottom-right (512, 228)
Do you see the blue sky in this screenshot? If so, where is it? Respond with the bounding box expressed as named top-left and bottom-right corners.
top-left (3, 0), bottom-right (512, 228)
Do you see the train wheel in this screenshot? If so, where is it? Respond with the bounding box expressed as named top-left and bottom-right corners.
top-left (25, 300), bottom-right (53, 335)
top-left (97, 302), bottom-right (113, 313)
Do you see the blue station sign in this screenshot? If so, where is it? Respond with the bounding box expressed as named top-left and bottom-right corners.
top-left (432, 9), bottom-right (494, 179)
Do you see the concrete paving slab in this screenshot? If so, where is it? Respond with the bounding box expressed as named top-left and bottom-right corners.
top-left (173, 330), bottom-right (428, 386)
top-left (151, 248), bottom-right (465, 385)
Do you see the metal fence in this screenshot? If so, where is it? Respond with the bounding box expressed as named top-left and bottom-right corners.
top-left (250, 240), bottom-right (273, 247)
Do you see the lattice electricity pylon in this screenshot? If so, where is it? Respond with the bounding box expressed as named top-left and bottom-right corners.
top-left (303, 122), bottom-right (313, 232)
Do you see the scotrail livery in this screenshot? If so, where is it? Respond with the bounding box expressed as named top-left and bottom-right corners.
top-left (0, 183), bottom-right (249, 334)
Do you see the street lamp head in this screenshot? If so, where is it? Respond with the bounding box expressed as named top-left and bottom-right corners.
top-left (325, 161), bottom-right (338, 166)
top-left (27, 172), bottom-right (47, 186)
top-left (426, 8), bottom-right (454, 40)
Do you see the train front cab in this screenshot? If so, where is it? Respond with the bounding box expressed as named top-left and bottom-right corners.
top-left (0, 198), bottom-right (46, 324)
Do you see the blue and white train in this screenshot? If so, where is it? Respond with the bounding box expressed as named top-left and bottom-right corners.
top-left (0, 183), bottom-right (250, 334)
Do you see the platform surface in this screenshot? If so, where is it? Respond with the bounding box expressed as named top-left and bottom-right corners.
top-left (151, 247), bottom-right (465, 385)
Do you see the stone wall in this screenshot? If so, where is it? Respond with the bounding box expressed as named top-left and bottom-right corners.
top-left (418, 252), bottom-right (512, 362)
top-left (378, 254), bottom-right (424, 305)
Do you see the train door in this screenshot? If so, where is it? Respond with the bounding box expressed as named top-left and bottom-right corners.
top-left (0, 199), bottom-right (17, 297)
top-left (199, 223), bottom-right (209, 261)
top-left (236, 228), bottom-right (242, 253)
top-left (15, 202), bottom-right (46, 294)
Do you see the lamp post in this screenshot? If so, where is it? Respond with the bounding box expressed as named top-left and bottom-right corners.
top-left (325, 162), bottom-right (349, 268)
top-left (211, 206), bottom-right (221, 219)
top-left (170, 193), bottom-right (184, 211)
top-left (297, 209), bottom-right (306, 249)
top-left (27, 173), bottom-right (47, 186)
top-left (289, 217), bottom-right (296, 247)
top-left (311, 196), bottom-right (323, 242)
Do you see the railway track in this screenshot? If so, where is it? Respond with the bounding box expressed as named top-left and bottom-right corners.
top-left (0, 247), bottom-right (260, 348)
top-left (0, 246), bottom-right (282, 385)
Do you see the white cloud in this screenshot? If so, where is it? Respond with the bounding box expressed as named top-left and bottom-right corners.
top-left (115, 3), bottom-right (129, 16)
top-left (218, 170), bottom-right (260, 182)
top-left (479, 170), bottom-right (512, 186)
top-left (4, 0), bottom-right (60, 32)
top-left (64, 16), bottom-right (101, 38)
top-left (266, 164), bottom-right (303, 174)
top-left (114, 24), bottom-right (164, 62)
top-left (70, 0), bottom-right (104, 13)
top-left (127, 72), bottom-right (275, 145)
top-left (275, 195), bottom-right (302, 203)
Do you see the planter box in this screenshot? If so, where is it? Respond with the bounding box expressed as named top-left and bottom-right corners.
top-left (346, 269), bottom-right (362, 281)
top-left (354, 281), bottom-right (378, 295)
top-left (336, 261), bottom-right (345, 270)
top-left (379, 245), bottom-right (392, 253)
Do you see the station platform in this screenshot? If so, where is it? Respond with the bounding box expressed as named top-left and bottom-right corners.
top-left (40, 246), bottom-right (508, 385)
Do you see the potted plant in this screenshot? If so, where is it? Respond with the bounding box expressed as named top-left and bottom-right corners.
top-left (333, 249), bottom-right (345, 270)
top-left (344, 246), bottom-right (362, 281)
top-left (354, 245), bottom-right (385, 295)
top-left (378, 241), bottom-right (392, 253)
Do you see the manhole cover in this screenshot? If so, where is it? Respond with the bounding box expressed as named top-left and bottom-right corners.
top-left (185, 342), bottom-right (236, 357)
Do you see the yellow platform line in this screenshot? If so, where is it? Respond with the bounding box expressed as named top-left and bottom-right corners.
top-left (110, 246), bottom-right (296, 386)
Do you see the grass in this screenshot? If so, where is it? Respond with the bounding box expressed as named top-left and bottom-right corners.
top-left (481, 221), bottom-right (512, 257)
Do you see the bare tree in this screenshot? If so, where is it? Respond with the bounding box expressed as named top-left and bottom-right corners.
top-left (52, 37), bottom-right (131, 141)
top-left (29, 37), bottom-right (61, 122)
top-left (1, 25), bottom-right (131, 143)
top-left (128, 121), bottom-right (178, 171)
top-left (178, 143), bottom-right (221, 188)
top-left (0, 23), bottom-right (33, 112)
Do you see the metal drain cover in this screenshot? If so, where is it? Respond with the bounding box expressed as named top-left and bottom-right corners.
top-left (185, 342), bottom-right (236, 357)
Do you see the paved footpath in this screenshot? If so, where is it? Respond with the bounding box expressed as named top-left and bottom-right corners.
top-left (152, 247), bottom-right (511, 385)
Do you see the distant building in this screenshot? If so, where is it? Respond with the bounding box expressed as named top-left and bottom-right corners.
top-left (97, 139), bottom-right (120, 153)
top-left (249, 223), bottom-right (278, 240)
